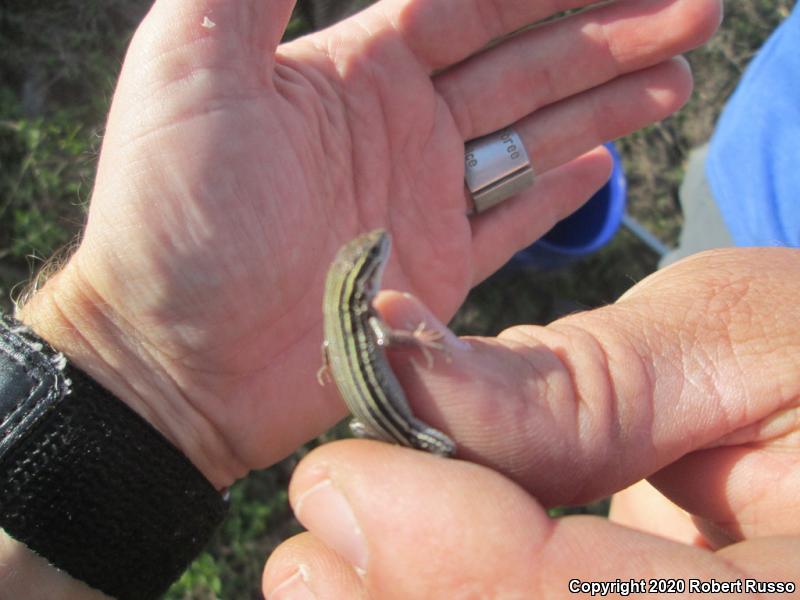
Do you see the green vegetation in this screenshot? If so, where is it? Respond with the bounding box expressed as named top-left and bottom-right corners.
top-left (0, 1), bottom-right (795, 597)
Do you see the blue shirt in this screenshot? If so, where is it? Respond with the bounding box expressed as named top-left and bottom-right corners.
top-left (706, 7), bottom-right (800, 247)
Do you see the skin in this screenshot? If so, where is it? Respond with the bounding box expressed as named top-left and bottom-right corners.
top-left (10, 0), bottom-right (798, 598)
top-left (261, 251), bottom-right (799, 598)
top-left (20, 0), bottom-right (717, 491)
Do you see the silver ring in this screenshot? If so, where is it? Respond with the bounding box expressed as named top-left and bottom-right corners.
top-left (464, 127), bottom-right (535, 214)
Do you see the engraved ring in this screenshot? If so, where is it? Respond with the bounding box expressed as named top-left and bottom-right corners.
top-left (464, 127), bottom-right (535, 214)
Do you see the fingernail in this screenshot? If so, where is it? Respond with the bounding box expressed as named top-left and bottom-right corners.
top-left (268, 566), bottom-right (315, 600)
top-left (293, 479), bottom-right (368, 574)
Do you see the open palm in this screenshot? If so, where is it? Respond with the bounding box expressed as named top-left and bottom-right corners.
top-left (34, 0), bottom-right (721, 486)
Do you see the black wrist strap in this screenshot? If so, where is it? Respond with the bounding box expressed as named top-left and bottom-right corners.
top-left (0, 315), bottom-right (227, 600)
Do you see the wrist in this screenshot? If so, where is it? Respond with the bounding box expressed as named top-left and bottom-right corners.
top-left (0, 530), bottom-right (110, 600)
top-left (17, 255), bottom-right (243, 490)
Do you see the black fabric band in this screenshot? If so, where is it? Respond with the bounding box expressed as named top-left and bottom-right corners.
top-left (0, 315), bottom-right (227, 599)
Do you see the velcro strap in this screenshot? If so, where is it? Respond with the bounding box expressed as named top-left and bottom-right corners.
top-left (0, 315), bottom-right (226, 600)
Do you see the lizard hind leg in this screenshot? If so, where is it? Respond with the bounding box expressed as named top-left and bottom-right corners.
top-left (368, 316), bottom-right (446, 368)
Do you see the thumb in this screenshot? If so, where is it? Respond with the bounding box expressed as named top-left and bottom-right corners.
top-left (138, 0), bottom-right (297, 64)
top-left (108, 0), bottom-right (297, 126)
top-left (263, 441), bottom-right (800, 599)
top-left (373, 248), bottom-right (800, 507)
top-left (94, 0), bottom-right (298, 183)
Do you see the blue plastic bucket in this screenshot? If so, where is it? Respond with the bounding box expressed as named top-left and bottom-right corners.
top-left (510, 142), bottom-right (627, 269)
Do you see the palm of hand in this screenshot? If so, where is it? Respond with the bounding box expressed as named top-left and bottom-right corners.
top-left (73, 14), bottom-right (474, 469)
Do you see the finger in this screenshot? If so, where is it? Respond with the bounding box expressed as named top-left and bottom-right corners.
top-left (373, 249), bottom-right (800, 507)
top-left (105, 0), bottom-right (297, 146)
top-left (101, 0), bottom-right (298, 161)
top-left (609, 480), bottom-right (707, 547)
top-left (513, 57), bottom-right (693, 175)
top-left (137, 0), bottom-right (296, 63)
top-left (469, 146), bottom-right (613, 284)
top-left (353, 0), bottom-right (601, 74)
top-left (263, 533), bottom-right (367, 600)
top-left (378, 0), bottom-right (720, 75)
top-left (468, 58), bottom-right (692, 280)
top-left (435, 0), bottom-right (721, 139)
top-left (276, 441), bottom-right (800, 598)
top-left (649, 442), bottom-right (800, 545)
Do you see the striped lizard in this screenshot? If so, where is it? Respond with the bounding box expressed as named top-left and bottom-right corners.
top-left (320, 229), bottom-right (456, 457)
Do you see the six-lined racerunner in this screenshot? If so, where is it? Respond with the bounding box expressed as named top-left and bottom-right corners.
top-left (320, 229), bottom-right (456, 457)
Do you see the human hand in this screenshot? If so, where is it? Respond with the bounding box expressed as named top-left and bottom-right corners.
top-left (263, 248), bottom-right (800, 598)
top-left (21, 0), bottom-right (722, 488)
